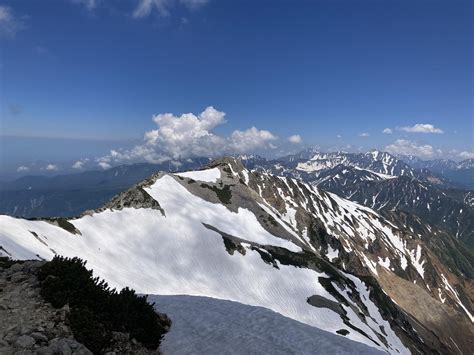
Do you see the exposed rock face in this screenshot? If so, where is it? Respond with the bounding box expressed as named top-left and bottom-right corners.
top-left (0, 260), bottom-right (164, 354)
top-left (97, 172), bottom-right (165, 215)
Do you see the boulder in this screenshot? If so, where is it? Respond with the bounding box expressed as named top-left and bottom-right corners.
top-left (15, 335), bottom-right (35, 348)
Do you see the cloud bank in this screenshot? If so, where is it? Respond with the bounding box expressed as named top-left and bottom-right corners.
top-left (97, 106), bottom-right (278, 169)
top-left (385, 139), bottom-right (438, 158)
top-left (459, 151), bottom-right (474, 159)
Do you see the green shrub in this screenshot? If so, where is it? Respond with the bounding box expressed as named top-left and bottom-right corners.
top-left (68, 307), bottom-right (111, 354)
top-left (38, 256), bottom-right (170, 354)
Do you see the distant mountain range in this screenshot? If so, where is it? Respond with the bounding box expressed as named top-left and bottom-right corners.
top-left (241, 150), bottom-right (474, 247)
top-left (1, 149), bottom-right (473, 247)
top-left (1, 158), bottom-right (473, 353)
top-left (0, 159), bottom-right (208, 218)
top-left (399, 155), bottom-right (474, 188)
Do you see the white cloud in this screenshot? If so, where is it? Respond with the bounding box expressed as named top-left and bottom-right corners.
top-left (180, 0), bottom-right (209, 10)
top-left (287, 134), bottom-right (302, 144)
top-left (385, 139), bottom-right (437, 158)
top-left (97, 160), bottom-right (112, 170)
top-left (230, 127), bottom-right (276, 151)
top-left (43, 164), bottom-right (59, 171)
top-left (0, 5), bottom-right (26, 38)
top-left (459, 151), bottom-right (474, 159)
top-left (17, 166), bottom-right (30, 172)
top-left (382, 128), bottom-right (393, 134)
top-left (359, 132), bottom-right (370, 137)
top-left (133, 0), bottom-right (209, 18)
top-left (133, 0), bottom-right (170, 18)
top-left (336, 134), bottom-right (342, 139)
top-left (72, 159), bottom-right (89, 169)
top-left (399, 123), bottom-right (443, 134)
top-left (96, 106), bottom-right (277, 169)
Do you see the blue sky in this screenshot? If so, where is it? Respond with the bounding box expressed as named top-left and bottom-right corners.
top-left (0, 0), bottom-right (472, 175)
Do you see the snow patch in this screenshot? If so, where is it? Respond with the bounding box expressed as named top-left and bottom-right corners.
top-left (175, 167), bottom-right (221, 183)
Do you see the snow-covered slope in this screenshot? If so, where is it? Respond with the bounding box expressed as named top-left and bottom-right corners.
top-left (0, 159), bottom-right (472, 354)
top-left (152, 295), bottom-right (383, 355)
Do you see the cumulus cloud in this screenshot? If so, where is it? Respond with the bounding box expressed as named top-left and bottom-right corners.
top-left (359, 132), bottom-right (370, 137)
top-left (385, 139), bottom-right (438, 158)
top-left (133, 0), bottom-right (209, 18)
top-left (382, 128), bottom-right (393, 134)
top-left (399, 123), bottom-right (443, 134)
top-left (0, 5), bottom-right (26, 38)
top-left (96, 106), bottom-right (277, 169)
top-left (17, 166), bottom-right (30, 172)
top-left (46, 164), bottom-right (58, 171)
top-left (230, 127), bottom-right (276, 151)
top-left (287, 134), bottom-right (302, 144)
top-left (72, 159), bottom-right (89, 169)
top-left (43, 164), bottom-right (59, 171)
top-left (459, 151), bottom-right (474, 159)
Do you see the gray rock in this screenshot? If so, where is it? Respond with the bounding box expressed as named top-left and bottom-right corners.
top-left (9, 263), bottom-right (25, 273)
top-left (10, 273), bottom-right (27, 283)
top-left (73, 346), bottom-right (93, 355)
top-left (15, 335), bottom-right (35, 348)
top-left (30, 332), bottom-right (48, 343)
top-left (55, 339), bottom-right (73, 355)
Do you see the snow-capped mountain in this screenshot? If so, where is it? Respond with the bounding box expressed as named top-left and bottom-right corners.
top-left (240, 150), bottom-right (473, 247)
top-left (400, 156), bottom-right (474, 189)
top-left (0, 158), bottom-right (472, 354)
top-left (273, 149), bottom-right (444, 184)
top-left (312, 166), bottom-right (474, 247)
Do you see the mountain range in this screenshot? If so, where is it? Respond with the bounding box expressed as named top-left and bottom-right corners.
top-left (1, 157), bottom-right (473, 354)
top-left (242, 150), bottom-right (474, 248)
top-left (2, 149), bottom-right (473, 250)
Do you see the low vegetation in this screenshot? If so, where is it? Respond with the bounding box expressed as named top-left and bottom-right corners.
top-left (38, 256), bottom-right (170, 354)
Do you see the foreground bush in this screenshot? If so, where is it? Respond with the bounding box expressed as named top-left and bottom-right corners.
top-left (38, 256), bottom-right (170, 354)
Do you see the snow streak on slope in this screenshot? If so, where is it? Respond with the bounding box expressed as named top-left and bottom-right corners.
top-left (0, 173), bottom-right (409, 354)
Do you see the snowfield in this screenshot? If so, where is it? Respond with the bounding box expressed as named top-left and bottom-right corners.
top-left (0, 173), bottom-right (409, 354)
top-left (152, 295), bottom-right (383, 355)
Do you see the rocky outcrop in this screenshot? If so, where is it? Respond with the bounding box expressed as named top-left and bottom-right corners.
top-left (0, 260), bottom-right (92, 354)
top-left (0, 259), bottom-right (165, 354)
